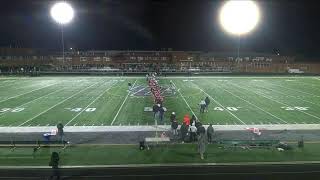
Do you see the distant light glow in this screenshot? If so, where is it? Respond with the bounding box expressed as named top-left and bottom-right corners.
top-left (219, 0), bottom-right (260, 35)
top-left (50, 2), bottom-right (74, 24)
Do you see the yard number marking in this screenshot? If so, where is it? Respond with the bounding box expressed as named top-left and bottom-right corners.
top-left (0, 108), bottom-right (24, 113)
top-left (66, 107), bottom-right (96, 112)
top-left (214, 107), bottom-right (240, 111)
top-left (281, 106), bottom-right (309, 111)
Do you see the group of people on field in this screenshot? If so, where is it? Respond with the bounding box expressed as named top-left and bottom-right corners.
top-left (169, 112), bottom-right (214, 159)
top-left (148, 73), bottom-right (164, 104)
top-left (146, 74), bottom-right (213, 159)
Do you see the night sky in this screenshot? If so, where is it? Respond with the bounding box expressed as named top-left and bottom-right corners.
top-left (0, 0), bottom-right (319, 58)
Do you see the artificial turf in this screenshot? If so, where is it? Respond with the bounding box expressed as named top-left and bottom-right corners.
top-left (0, 76), bottom-right (320, 126)
top-left (0, 143), bottom-right (319, 166)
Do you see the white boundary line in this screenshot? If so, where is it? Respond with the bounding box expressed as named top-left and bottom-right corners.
top-left (171, 80), bottom-right (198, 119)
top-left (3, 124), bottom-right (320, 132)
top-left (65, 80), bottom-right (117, 126)
top-left (0, 83), bottom-right (58, 103)
top-left (111, 80), bottom-right (137, 125)
top-left (217, 84), bottom-right (288, 124)
top-left (18, 82), bottom-right (100, 126)
top-left (191, 82), bottom-right (246, 125)
top-left (255, 83), bottom-right (320, 107)
top-left (230, 82), bottom-right (320, 121)
top-left (0, 89), bottom-right (62, 116)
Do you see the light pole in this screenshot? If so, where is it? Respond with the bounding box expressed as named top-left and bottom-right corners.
top-left (219, 0), bottom-right (260, 59)
top-left (50, 1), bottom-right (74, 69)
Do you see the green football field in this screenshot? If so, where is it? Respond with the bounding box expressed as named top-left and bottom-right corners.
top-left (0, 76), bottom-right (320, 127)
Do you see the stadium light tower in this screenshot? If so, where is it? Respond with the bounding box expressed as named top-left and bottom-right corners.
top-left (50, 1), bottom-right (74, 68)
top-left (219, 0), bottom-right (260, 58)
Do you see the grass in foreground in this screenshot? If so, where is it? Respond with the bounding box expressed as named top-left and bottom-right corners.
top-left (0, 143), bottom-right (319, 166)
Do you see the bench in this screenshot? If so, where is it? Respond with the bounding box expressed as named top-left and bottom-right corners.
top-left (144, 137), bottom-right (170, 150)
top-left (0, 140), bottom-right (69, 152)
top-left (218, 140), bottom-right (280, 149)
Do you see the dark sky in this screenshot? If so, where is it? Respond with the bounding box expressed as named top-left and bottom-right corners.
top-left (0, 0), bottom-right (319, 57)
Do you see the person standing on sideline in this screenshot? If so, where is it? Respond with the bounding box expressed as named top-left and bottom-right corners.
top-left (183, 114), bottom-right (190, 126)
top-left (198, 131), bottom-right (206, 160)
top-left (205, 97), bottom-right (210, 112)
top-left (153, 104), bottom-right (159, 120)
top-left (190, 114), bottom-right (196, 126)
top-left (171, 119), bottom-right (178, 137)
top-left (57, 123), bottom-right (64, 142)
top-left (170, 112), bottom-right (176, 123)
top-left (207, 124), bottom-right (214, 143)
top-left (189, 124), bottom-right (197, 142)
top-left (180, 122), bottom-right (188, 143)
top-left (159, 105), bottom-right (165, 124)
top-left (199, 100), bottom-right (206, 113)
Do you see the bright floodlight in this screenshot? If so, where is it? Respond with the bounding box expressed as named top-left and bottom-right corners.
top-left (219, 0), bottom-right (260, 35)
top-left (50, 2), bottom-right (74, 24)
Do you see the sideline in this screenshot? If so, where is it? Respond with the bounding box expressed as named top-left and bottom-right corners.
top-left (1, 124), bottom-right (320, 132)
top-left (1, 161), bottom-right (320, 169)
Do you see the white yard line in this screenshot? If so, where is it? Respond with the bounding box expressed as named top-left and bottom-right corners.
top-left (0, 89), bottom-right (62, 116)
top-left (171, 81), bottom-right (198, 119)
top-left (255, 84), bottom-right (320, 107)
top-left (231, 82), bottom-right (320, 121)
top-left (17, 82), bottom-right (99, 126)
top-left (131, 86), bottom-right (146, 96)
top-left (65, 80), bottom-right (117, 126)
top-left (267, 81), bottom-right (320, 97)
top-left (218, 85), bottom-right (288, 124)
top-left (195, 85), bottom-right (246, 125)
top-left (0, 81), bottom-right (20, 88)
top-left (111, 80), bottom-right (137, 125)
top-left (0, 83), bottom-right (58, 103)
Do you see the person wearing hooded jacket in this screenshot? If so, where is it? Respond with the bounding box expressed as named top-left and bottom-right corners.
top-left (170, 112), bottom-right (176, 123)
top-left (190, 115), bottom-right (196, 126)
top-left (171, 119), bottom-right (178, 136)
top-left (183, 114), bottom-right (190, 126)
top-left (180, 122), bottom-right (189, 143)
top-left (207, 124), bottom-right (214, 143)
top-left (189, 124), bottom-right (197, 142)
